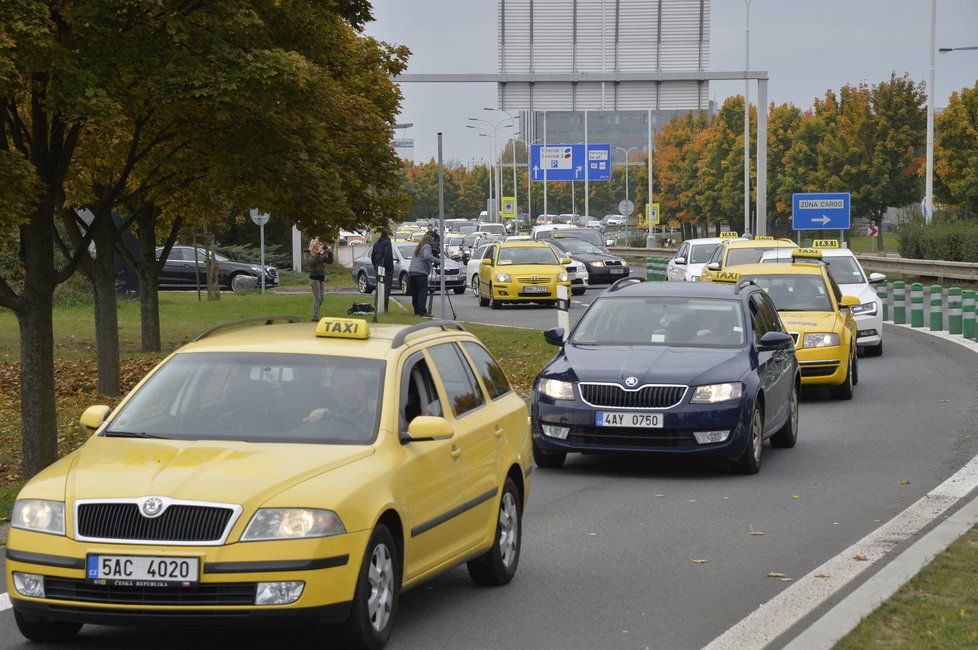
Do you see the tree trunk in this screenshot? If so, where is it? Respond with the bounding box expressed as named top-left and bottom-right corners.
top-left (92, 214), bottom-right (121, 395)
top-left (138, 265), bottom-right (162, 352)
top-left (206, 235), bottom-right (221, 300)
top-left (873, 211), bottom-right (885, 253)
top-left (18, 216), bottom-right (59, 479)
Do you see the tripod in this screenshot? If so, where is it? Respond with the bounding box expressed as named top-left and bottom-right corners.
top-left (426, 280), bottom-right (457, 320)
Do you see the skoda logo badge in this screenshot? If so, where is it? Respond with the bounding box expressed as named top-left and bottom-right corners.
top-left (141, 497), bottom-right (165, 518)
top-left (624, 376), bottom-right (639, 387)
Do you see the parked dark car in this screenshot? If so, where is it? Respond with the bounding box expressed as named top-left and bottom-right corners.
top-left (352, 242), bottom-right (466, 295)
top-left (155, 246), bottom-right (278, 291)
top-left (544, 236), bottom-right (629, 284)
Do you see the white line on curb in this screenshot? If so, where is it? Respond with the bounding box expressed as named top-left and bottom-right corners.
top-left (0, 591), bottom-right (10, 612)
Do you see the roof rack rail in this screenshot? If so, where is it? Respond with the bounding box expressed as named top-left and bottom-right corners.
top-left (392, 320), bottom-right (467, 348)
top-left (608, 276), bottom-right (645, 292)
top-left (192, 315), bottom-right (301, 342)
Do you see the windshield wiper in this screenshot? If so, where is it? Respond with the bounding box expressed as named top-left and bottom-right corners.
top-left (102, 431), bottom-right (169, 439)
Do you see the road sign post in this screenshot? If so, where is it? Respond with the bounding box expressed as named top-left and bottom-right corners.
top-left (501, 196), bottom-right (516, 220)
top-left (249, 209), bottom-right (271, 294)
top-left (791, 193), bottom-right (851, 231)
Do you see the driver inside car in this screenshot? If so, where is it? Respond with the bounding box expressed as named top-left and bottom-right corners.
top-left (304, 365), bottom-right (370, 424)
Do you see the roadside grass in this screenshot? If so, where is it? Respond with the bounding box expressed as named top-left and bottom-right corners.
top-left (0, 291), bottom-right (551, 527)
top-left (836, 525), bottom-right (978, 649)
top-left (847, 233), bottom-right (900, 253)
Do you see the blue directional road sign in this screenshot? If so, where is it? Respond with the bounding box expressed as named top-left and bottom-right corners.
top-left (530, 144), bottom-right (611, 182)
top-left (792, 192), bottom-right (851, 230)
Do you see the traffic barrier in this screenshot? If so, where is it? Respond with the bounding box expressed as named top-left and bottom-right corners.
top-left (892, 281), bottom-right (906, 324)
top-left (963, 289), bottom-right (976, 341)
top-left (877, 282), bottom-right (888, 321)
top-left (910, 283), bottom-right (924, 328)
top-left (948, 287), bottom-right (962, 335)
top-left (646, 256), bottom-right (655, 281)
top-left (556, 284), bottom-right (570, 339)
top-left (929, 284), bottom-right (943, 331)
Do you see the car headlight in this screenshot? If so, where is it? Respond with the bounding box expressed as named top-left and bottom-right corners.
top-left (803, 332), bottom-right (840, 348)
top-left (850, 302), bottom-right (878, 316)
top-left (690, 382), bottom-right (744, 404)
top-left (12, 499), bottom-right (65, 536)
top-left (496, 273), bottom-right (511, 283)
top-left (242, 508), bottom-right (346, 541)
top-left (591, 261), bottom-right (605, 268)
top-left (539, 378), bottom-right (575, 400)
top-left (557, 272), bottom-right (569, 282)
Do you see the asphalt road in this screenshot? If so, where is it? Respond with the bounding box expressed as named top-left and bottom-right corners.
top-left (2, 324), bottom-right (976, 648)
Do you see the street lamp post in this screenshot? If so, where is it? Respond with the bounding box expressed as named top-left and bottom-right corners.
top-left (925, 0), bottom-right (936, 223)
top-left (487, 108), bottom-right (520, 223)
top-left (744, 0), bottom-right (752, 233)
top-left (616, 146), bottom-right (639, 234)
top-left (468, 116), bottom-right (513, 221)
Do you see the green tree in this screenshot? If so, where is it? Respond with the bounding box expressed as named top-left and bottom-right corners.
top-left (934, 81), bottom-right (978, 217)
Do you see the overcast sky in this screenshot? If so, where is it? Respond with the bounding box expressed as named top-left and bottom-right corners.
top-left (366, 0), bottom-right (978, 163)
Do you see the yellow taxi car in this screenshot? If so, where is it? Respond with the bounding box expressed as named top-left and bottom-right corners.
top-left (713, 249), bottom-right (860, 399)
top-left (700, 236), bottom-right (798, 281)
top-left (6, 316), bottom-right (532, 648)
top-left (477, 240), bottom-right (572, 309)
top-left (394, 227), bottom-right (420, 242)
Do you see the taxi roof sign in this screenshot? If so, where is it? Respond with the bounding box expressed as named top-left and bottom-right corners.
top-left (315, 317), bottom-right (370, 340)
top-left (812, 239), bottom-right (840, 248)
top-left (791, 248), bottom-right (824, 260)
top-left (713, 271), bottom-right (741, 284)
top-left (754, 235), bottom-right (775, 240)
top-left (719, 231), bottom-right (739, 238)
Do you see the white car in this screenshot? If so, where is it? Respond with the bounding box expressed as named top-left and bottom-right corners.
top-left (467, 242), bottom-right (588, 297)
top-left (666, 237), bottom-right (729, 282)
top-left (760, 245), bottom-right (886, 356)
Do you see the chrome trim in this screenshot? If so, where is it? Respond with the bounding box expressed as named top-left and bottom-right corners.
top-left (798, 359), bottom-right (841, 366)
top-left (578, 382), bottom-right (689, 410)
top-left (73, 497), bottom-right (244, 547)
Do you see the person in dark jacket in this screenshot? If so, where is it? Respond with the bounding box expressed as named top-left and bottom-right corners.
top-left (370, 229), bottom-right (394, 311)
top-left (306, 237), bottom-right (333, 321)
top-left (408, 233), bottom-right (437, 316)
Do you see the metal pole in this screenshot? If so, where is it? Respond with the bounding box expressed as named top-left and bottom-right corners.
top-left (527, 114), bottom-right (532, 226)
top-left (744, 0), bottom-right (752, 232)
top-left (571, 181), bottom-right (576, 216)
top-left (488, 133), bottom-right (495, 221)
top-left (757, 78), bottom-right (768, 237)
top-left (259, 222), bottom-right (266, 294)
top-left (648, 108), bottom-right (653, 243)
top-left (192, 233), bottom-right (201, 301)
top-left (584, 110), bottom-right (589, 220)
top-left (291, 225), bottom-right (301, 272)
top-left (543, 111), bottom-right (548, 216)
top-left (437, 132), bottom-right (446, 319)
top-left (512, 130), bottom-right (518, 221)
top-left (925, 0), bottom-right (936, 223)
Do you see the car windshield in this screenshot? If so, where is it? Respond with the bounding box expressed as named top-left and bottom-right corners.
top-left (824, 256), bottom-right (866, 284)
top-left (725, 248), bottom-right (766, 266)
top-left (105, 352), bottom-right (385, 444)
top-left (480, 224), bottom-right (506, 235)
top-left (745, 274), bottom-right (834, 312)
top-left (571, 297), bottom-right (746, 348)
top-left (556, 229), bottom-right (604, 248)
top-left (497, 247), bottom-right (559, 265)
top-left (397, 242), bottom-right (419, 258)
top-left (690, 244), bottom-right (718, 264)
top-left (552, 238), bottom-right (603, 254)
top-left (445, 236), bottom-right (464, 247)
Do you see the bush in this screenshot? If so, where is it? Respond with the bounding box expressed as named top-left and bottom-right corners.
top-left (899, 219), bottom-right (978, 262)
top-left (217, 243), bottom-right (290, 269)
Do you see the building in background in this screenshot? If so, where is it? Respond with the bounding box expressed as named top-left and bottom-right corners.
top-left (390, 122), bottom-right (415, 161)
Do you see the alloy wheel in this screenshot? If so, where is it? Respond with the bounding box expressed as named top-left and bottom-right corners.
top-left (366, 543), bottom-right (394, 632)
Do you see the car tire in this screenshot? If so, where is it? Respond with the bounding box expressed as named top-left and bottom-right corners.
top-left (337, 524), bottom-right (400, 650)
top-left (467, 477), bottom-right (522, 587)
top-left (852, 352), bottom-right (859, 385)
top-left (453, 286), bottom-right (465, 295)
top-left (864, 341), bottom-right (883, 357)
top-left (572, 287), bottom-right (586, 296)
top-left (471, 275), bottom-right (481, 298)
top-left (14, 610), bottom-right (82, 642)
top-left (770, 383), bottom-right (799, 449)
top-left (399, 273), bottom-right (409, 295)
top-left (532, 443), bottom-right (566, 469)
top-left (357, 272), bottom-right (374, 295)
top-left (731, 405), bottom-right (763, 475)
top-left (227, 272), bottom-right (243, 292)
top-left (489, 285), bottom-right (501, 310)
top-left (830, 352), bottom-right (855, 400)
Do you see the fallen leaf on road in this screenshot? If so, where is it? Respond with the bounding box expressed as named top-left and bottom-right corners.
top-left (688, 499), bottom-right (697, 503)
top-left (749, 524), bottom-right (765, 536)
top-left (766, 572), bottom-right (790, 579)
top-left (689, 559), bottom-right (709, 564)
top-left (814, 573), bottom-right (831, 579)
top-left (853, 554), bottom-right (869, 561)
top-left (900, 479), bottom-right (911, 485)
top-left (654, 492), bottom-right (667, 497)
top-left (791, 495), bottom-right (801, 500)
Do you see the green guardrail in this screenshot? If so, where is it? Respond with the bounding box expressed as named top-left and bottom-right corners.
top-left (876, 280), bottom-right (978, 346)
top-left (930, 285), bottom-right (943, 332)
top-left (964, 290), bottom-right (976, 341)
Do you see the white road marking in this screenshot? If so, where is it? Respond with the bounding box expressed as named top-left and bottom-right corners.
top-left (0, 591), bottom-right (11, 612)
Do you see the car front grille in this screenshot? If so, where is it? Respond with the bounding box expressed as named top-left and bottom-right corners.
top-left (44, 578), bottom-right (256, 606)
top-left (801, 364), bottom-right (839, 378)
top-left (604, 260), bottom-right (624, 267)
top-left (516, 276), bottom-right (551, 284)
top-left (77, 503), bottom-right (234, 543)
top-left (567, 425), bottom-right (697, 448)
top-left (580, 383), bottom-right (686, 409)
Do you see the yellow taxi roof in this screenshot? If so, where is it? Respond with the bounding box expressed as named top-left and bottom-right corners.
top-left (725, 238), bottom-right (798, 250)
top-left (498, 240), bottom-right (551, 249)
top-left (725, 262), bottom-right (825, 277)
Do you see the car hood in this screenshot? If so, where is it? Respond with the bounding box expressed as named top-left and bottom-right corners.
top-left (571, 252), bottom-right (622, 264)
top-left (495, 263), bottom-right (565, 277)
top-left (778, 311), bottom-right (840, 333)
top-left (546, 344), bottom-right (750, 387)
top-left (65, 437), bottom-right (373, 509)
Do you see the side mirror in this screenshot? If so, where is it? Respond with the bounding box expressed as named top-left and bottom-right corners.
top-left (480, 258), bottom-right (491, 266)
top-left (868, 272), bottom-right (886, 284)
top-left (404, 416), bottom-right (453, 443)
top-left (758, 331), bottom-right (793, 351)
top-left (560, 257), bottom-right (572, 265)
top-left (706, 262), bottom-right (721, 271)
top-left (673, 256), bottom-right (687, 265)
top-left (543, 327), bottom-right (565, 346)
top-left (80, 405), bottom-right (112, 435)
top-left (840, 295), bottom-right (861, 308)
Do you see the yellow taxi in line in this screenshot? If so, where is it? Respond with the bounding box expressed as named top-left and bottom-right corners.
top-left (6, 316), bottom-right (531, 648)
top-left (394, 227), bottom-right (420, 242)
top-left (700, 237), bottom-right (798, 281)
top-left (477, 240), bottom-right (572, 309)
top-left (713, 249), bottom-right (860, 399)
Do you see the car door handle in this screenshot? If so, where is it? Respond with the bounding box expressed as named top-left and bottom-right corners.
top-left (493, 425), bottom-right (504, 439)
top-left (450, 445), bottom-right (462, 460)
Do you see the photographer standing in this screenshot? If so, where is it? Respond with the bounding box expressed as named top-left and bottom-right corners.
top-left (306, 237), bottom-right (333, 321)
top-left (408, 233), bottom-right (437, 317)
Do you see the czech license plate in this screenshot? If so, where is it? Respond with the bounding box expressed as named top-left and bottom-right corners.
top-left (596, 412), bottom-right (663, 428)
top-left (87, 555), bottom-right (199, 584)
top-left (523, 285), bottom-right (549, 294)
top-left (610, 267), bottom-right (626, 274)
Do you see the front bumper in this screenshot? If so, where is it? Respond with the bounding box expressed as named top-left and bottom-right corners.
top-left (5, 527), bottom-right (369, 624)
top-left (586, 266), bottom-right (630, 284)
top-left (531, 393), bottom-right (753, 458)
top-left (854, 312), bottom-right (883, 347)
top-left (794, 344), bottom-right (849, 385)
top-left (491, 280), bottom-right (570, 302)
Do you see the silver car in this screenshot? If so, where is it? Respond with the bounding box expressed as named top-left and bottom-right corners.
top-left (352, 242), bottom-right (467, 295)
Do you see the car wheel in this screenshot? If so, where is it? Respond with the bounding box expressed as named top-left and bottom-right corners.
top-left (830, 352), bottom-right (855, 400)
top-left (770, 383), bottom-right (799, 449)
top-left (532, 443), bottom-right (566, 469)
top-left (489, 285), bottom-right (501, 310)
top-left (471, 275), bottom-right (481, 298)
top-left (453, 286), bottom-right (466, 295)
top-left (399, 273), bottom-right (409, 295)
top-left (357, 272), bottom-right (373, 295)
top-left (467, 477), bottom-right (522, 586)
top-left (732, 405), bottom-right (763, 475)
top-left (864, 341), bottom-right (883, 357)
top-left (227, 272), bottom-right (243, 291)
top-left (338, 524), bottom-right (400, 650)
top-left (572, 287), bottom-right (586, 296)
top-left (852, 352), bottom-right (859, 385)
top-left (14, 610), bottom-right (82, 642)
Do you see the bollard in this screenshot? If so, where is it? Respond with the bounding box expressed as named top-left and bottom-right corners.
top-left (910, 283), bottom-right (924, 328)
top-left (963, 289), bottom-right (976, 341)
top-left (646, 256), bottom-right (655, 282)
top-left (656, 257), bottom-right (668, 281)
top-left (892, 281), bottom-right (906, 324)
top-left (877, 282), bottom-right (889, 321)
top-left (929, 285), bottom-right (943, 331)
top-left (948, 287), bottom-right (962, 335)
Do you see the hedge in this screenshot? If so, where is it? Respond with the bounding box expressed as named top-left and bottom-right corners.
top-left (899, 220), bottom-right (978, 263)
